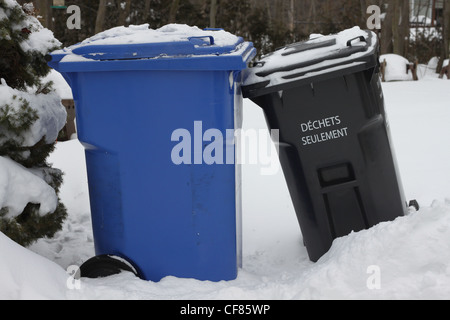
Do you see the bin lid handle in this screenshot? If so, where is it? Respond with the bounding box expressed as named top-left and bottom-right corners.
top-left (188, 36), bottom-right (215, 46)
top-left (347, 36), bottom-right (367, 47)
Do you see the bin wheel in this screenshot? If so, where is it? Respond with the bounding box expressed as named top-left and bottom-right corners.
top-left (80, 255), bottom-right (141, 279)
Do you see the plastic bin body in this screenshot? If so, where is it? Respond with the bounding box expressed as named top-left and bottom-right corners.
top-left (49, 25), bottom-right (255, 281)
top-left (243, 28), bottom-right (407, 262)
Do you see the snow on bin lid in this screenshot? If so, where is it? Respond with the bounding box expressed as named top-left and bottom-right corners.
top-left (243, 27), bottom-right (378, 97)
top-left (50, 24), bottom-right (255, 70)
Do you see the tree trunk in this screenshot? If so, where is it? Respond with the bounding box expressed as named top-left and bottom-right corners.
top-left (360, 0), bottom-right (368, 27)
top-left (390, 0), bottom-right (409, 57)
top-left (275, 0), bottom-right (284, 26)
top-left (400, 0), bottom-right (410, 57)
top-left (437, 0), bottom-right (450, 72)
top-left (447, 0), bottom-right (450, 58)
top-left (168, 0), bottom-right (180, 23)
top-left (143, 0), bottom-right (151, 22)
top-left (392, 1), bottom-right (401, 55)
top-left (381, 0), bottom-right (394, 54)
top-left (210, 0), bottom-right (217, 28)
top-left (392, 0), bottom-right (400, 52)
top-left (288, 0), bottom-right (295, 34)
top-left (118, 0), bottom-right (132, 27)
top-left (306, 0), bottom-right (317, 35)
top-left (95, 0), bottom-right (107, 34)
top-left (265, 0), bottom-right (272, 22)
top-left (37, 0), bottom-right (53, 30)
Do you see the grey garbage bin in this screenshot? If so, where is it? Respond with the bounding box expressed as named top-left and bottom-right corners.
top-left (242, 27), bottom-right (408, 262)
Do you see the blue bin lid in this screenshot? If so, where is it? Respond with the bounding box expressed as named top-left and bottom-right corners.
top-left (49, 24), bottom-right (256, 73)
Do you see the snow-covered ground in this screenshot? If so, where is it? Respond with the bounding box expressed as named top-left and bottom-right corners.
top-left (1, 78), bottom-right (450, 300)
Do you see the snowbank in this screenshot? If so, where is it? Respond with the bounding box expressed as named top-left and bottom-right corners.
top-left (294, 202), bottom-right (450, 299)
top-left (0, 231), bottom-right (67, 299)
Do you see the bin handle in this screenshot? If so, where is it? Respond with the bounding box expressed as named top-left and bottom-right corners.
top-left (188, 36), bottom-right (215, 46)
top-left (346, 36), bottom-right (366, 47)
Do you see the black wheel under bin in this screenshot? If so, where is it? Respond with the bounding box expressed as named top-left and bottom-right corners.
top-left (80, 255), bottom-right (141, 279)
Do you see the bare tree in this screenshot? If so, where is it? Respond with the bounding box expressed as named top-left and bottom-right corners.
top-left (274, 0), bottom-right (285, 26)
top-left (446, 0), bottom-right (450, 57)
top-left (381, 0), bottom-right (394, 54)
top-left (392, 0), bottom-right (410, 57)
top-left (95, 0), bottom-right (108, 34)
top-left (288, 0), bottom-right (295, 34)
top-left (438, 0), bottom-right (450, 72)
top-left (36, 0), bottom-right (53, 30)
top-left (309, 0), bottom-right (317, 33)
top-left (210, 0), bottom-right (218, 28)
top-left (143, 0), bottom-right (152, 22)
top-left (381, 0), bottom-right (409, 57)
top-left (265, 0), bottom-right (272, 23)
top-left (168, 0), bottom-right (180, 23)
top-left (118, 0), bottom-right (132, 26)
top-left (360, 0), bottom-right (368, 26)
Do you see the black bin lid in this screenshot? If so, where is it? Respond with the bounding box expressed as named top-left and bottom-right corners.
top-left (243, 27), bottom-right (379, 98)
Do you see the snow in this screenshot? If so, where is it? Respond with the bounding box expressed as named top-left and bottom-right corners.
top-left (0, 156), bottom-right (58, 218)
top-left (0, 1), bottom-right (67, 148)
top-left (382, 81), bottom-right (450, 206)
top-left (410, 27), bottom-right (439, 41)
top-left (20, 27), bottom-right (60, 55)
top-left (0, 0), bottom-right (69, 236)
top-left (21, 2), bottom-right (34, 14)
top-left (380, 54), bottom-right (415, 82)
top-left (0, 78), bottom-right (448, 300)
top-left (0, 79), bottom-right (67, 147)
top-left (53, 24), bottom-right (245, 60)
top-left (79, 23), bottom-right (240, 47)
top-left (244, 27), bottom-right (377, 89)
top-left (59, 54), bottom-right (97, 63)
top-left (43, 70), bottom-right (73, 100)
top-left (0, 0), bottom-right (61, 55)
top-left (0, 231), bottom-right (67, 300)
top-left (0, 7), bottom-right (7, 21)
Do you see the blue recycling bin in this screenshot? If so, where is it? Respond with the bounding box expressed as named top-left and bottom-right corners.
top-left (48, 24), bottom-right (256, 282)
